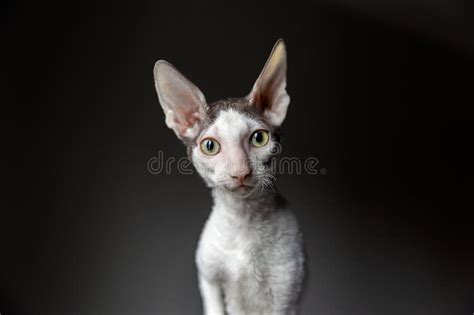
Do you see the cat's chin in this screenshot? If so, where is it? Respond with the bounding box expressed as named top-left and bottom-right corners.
top-left (221, 184), bottom-right (255, 195)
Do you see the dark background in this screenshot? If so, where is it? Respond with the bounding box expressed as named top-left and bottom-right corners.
top-left (2, 0), bottom-right (474, 314)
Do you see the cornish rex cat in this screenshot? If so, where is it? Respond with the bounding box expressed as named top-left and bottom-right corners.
top-left (153, 39), bottom-right (304, 315)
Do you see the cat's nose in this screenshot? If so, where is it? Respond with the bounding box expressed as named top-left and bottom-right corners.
top-left (230, 169), bottom-right (252, 184)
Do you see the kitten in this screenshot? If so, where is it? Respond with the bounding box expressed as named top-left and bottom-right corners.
top-left (153, 39), bottom-right (305, 315)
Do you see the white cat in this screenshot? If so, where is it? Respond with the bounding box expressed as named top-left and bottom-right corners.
top-left (153, 39), bottom-right (305, 315)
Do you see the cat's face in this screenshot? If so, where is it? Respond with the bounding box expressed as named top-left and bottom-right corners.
top-left (154, 40), bottom-right (289, 195)
top-left (191, 105), bottom-right (279, 193)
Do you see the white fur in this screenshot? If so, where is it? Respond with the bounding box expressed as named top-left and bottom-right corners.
top-left (193, 110), bottom-right (305, 315)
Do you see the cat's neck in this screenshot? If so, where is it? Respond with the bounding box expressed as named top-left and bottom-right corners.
top-left (211, 187), bottom-right (285, 222)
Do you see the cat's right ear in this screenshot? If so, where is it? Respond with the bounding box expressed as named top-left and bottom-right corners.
top-left (153, 60), bottom-right (207, 140)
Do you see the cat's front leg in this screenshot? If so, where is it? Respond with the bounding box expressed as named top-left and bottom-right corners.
top-left (198, 274), bottom-right (225, 315)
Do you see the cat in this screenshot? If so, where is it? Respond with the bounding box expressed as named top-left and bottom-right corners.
top-left (153, 39), bottom-right (305, 315)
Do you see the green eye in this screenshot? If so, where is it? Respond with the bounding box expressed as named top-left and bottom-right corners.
top-left (200, 138), bottom-right (220, 156)
top-left (250, 130), bottom-right (270, 148)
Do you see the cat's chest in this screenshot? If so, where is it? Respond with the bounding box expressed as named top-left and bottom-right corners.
top-left (198, 213), bottom-right (276, 281)
top-left (215, 230), bottom-right (269, 287)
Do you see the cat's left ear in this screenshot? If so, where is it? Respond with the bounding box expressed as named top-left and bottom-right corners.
top-left (247, 39), bottom-right (290, 127)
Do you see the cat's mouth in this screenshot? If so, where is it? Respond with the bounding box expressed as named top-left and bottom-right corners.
top-left (225, 183), bottom-right (254, 192)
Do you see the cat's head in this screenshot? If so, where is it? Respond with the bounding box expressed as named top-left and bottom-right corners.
top-left (153, 39), bottom-right (289, 196)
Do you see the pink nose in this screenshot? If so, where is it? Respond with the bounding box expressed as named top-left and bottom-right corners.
top-left (230, 170), bottom-right (252, 184)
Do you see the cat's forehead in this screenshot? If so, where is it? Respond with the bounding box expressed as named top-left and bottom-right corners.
top-left (203, 108), bottom-right (262, 140)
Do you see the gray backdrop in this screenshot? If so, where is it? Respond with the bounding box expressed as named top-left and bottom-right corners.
top-left (3, 0), bottom-right (474, 314)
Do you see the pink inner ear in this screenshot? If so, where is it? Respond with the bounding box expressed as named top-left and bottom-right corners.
top-left (173, 108), bottom-right (202, 135)
top-left (155, 60), bottom-right (207, 139)
top-left (249, 61), bottom-right (287, 111)
top-left (189, 112), bottom-right (202, 124)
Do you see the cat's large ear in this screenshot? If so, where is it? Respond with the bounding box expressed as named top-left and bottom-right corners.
top-left (247, 39), bottom-right (290, 127)
top-left (153, 60), bottom-right (207, 140)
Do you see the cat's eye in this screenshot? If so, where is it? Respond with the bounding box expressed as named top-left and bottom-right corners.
top-left (250, 130), bottom-right (270, 148)
top-left (200, 138), bottom-right (221, 156)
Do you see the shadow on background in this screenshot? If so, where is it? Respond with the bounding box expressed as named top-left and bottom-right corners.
top-left (3, 0), bottom-right (473, 314)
